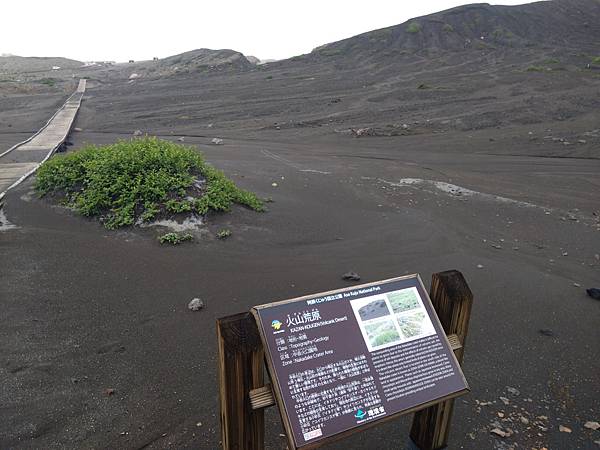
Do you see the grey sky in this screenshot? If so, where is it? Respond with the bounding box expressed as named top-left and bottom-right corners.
top-left (2, 0), bottom-right (535, 62)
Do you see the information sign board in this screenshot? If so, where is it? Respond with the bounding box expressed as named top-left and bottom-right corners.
top-left (252, 274), bottom-right (469, 449)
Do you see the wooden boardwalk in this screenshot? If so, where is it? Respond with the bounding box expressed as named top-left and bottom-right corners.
top-left (0, 80), bottom-right (86, 202)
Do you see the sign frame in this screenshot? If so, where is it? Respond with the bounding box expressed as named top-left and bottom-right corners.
top-left (251, 274), bottom-right (470, 450)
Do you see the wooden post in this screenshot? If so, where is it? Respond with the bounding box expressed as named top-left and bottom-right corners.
top-left (217, 312), bottom-right (265, 450)
top-left (409, 270), bottom-right (473, 450)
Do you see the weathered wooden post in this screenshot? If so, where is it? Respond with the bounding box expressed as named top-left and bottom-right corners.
top-left (409, 270), bottom-right (473, 450)
top-left (217, 312), bottom-right (265, 450)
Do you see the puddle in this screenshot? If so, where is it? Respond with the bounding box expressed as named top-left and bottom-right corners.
top-left (136, 214), bottom-right (204, 232)
top-left (300, 169), bottom-right (331, 175)
top-left (383, 178), bottom-right (537, 208)
top-left (0, 207), bottom-right (18, 231)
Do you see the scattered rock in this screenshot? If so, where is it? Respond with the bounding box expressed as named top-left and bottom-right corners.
top-left (490, 427), bottom-right (511, 438)
top-left (133, 130), bottom-right (143, 136)
top-left (73, 127), bottom-right (83, 132)
top-left (97, 341), bottom-right (126, 354)
top-left (188, 298), bottom-right (204, 311)
top-left (520, 416), bottom-right (530, 425)
top-left (539, 329), bottom-right (555, 337)
top-left (586, 288), bottom-right (600, 300)
top-left (477, 264), bottom-right (484, 269)
top-left (507, 387), bottom-right (520, 396)
top-left (211, 138), bottom-right (224, 145)
top-left (196, 422), bottom-right (202, 427)
top-left (584, 421), bottom-right (600, 430)
top-left (351, 127), bottom-right (375, 138)
top-left (271, 182), bottom-right (278, 187)
top-left (559, 425), bottom-right (572, 433)
top-left (342, 271), bottom-right (361, 281)
top-left (129, 73), bottom-right (140, 80)
top-left (104, 388), bottom-right (115, 396)
top-left (177, 137), bottom-right (185, 142)
top-left (500, 397), bottom-right (510, 405)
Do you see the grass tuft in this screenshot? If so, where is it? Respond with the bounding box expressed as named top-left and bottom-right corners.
top-left (36, 137), bottom-right (264, 229)
top-left (216, 229), bottom-right (232, 239)
top-left (159, 232), bottom-right (193, 245)
top-left (39, 78), bottom-right (57, 87)
top-left (406, 22), bottom-right (421, 34)
top-left (526, 66), bottom-right (547, 72)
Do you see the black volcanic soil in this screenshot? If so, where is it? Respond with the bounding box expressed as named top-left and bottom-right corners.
top-left (1, 1), bottom-right (600, 449)
top-left (0, 89), bottom-right (73, 151)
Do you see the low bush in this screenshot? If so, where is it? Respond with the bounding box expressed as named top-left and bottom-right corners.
top-left (216, 229), bottom-right (232, 239)
top-left (406, 22), bottom-right (421, 34)
top-left (39, 78), bottom-right (57, 87)
top-left (36, 137), bottom-right (264, 229)
top-left (159, 232), bottom-right (193, 245)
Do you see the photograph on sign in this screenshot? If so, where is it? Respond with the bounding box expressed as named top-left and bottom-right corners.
top-left (349, 287), bottom-right (436, 352)
top-left (252, 274), bottom-right (469, 449)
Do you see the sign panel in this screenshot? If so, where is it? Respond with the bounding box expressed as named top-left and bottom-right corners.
top-left (252, 275), bottom-right (469, 449)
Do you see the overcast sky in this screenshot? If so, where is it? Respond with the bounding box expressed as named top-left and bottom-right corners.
top-left (2, 0), bottom-right (535, 62)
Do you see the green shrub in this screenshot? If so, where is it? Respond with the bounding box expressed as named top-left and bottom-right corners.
top-left (406, 22), bottom-right (421, 34)
top-left (442, 24), bottom-right (454, 33)
top-left (36, 137), bottom-right (264, 229)
top-left (216, 229), bottom-right (232, 239)
top-left (39, 78), bottom-right (56, 87)
top-left (526, 66), bottom-right (546, 72)
top-left (318, 48), bottom-right (342, 57)
top-left (159, 232), bottom-right (193, 245)
top-left (591, 56), bottom-right (600, 65)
